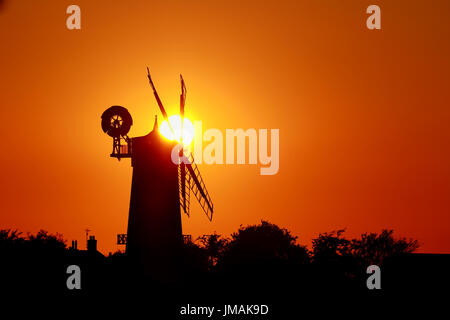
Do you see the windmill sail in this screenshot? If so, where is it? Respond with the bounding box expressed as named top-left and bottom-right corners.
top-left (179, 75), bottom-right (188, 214)
top-left (147, 69), bottom-right (214, 221)
top-left (183, 153), bottom-right (214, 221)
top-left (180, 74), bottom-right (186, 118)
top-left (147, 67), bottom-right (170, 122)
top-left (179, 162), bottom-right (191, 216)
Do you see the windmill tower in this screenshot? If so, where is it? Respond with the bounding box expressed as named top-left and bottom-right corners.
top-left (101, 70), bottom-right (214, 280)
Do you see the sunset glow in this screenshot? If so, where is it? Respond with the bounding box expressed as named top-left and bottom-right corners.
top-left (159, 115), bottom-right (195, 145)
top-left (1, 0), bottom-right (450, 256)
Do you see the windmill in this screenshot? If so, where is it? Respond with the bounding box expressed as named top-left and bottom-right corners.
top-left (100, 69), bottom-right (214, 279)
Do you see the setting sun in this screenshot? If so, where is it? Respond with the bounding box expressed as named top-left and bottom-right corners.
top-left (159, 115), bottom-right (195, 145)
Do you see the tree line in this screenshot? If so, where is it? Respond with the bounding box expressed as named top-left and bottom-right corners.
top-left (180, 221), bottom-right (418, 271)
top-left (0, 221), bottom-right (419, 295)
top-left (0, 221), bottom-right (419, 269)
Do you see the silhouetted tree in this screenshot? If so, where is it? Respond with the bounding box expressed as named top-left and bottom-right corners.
top-left (0, 229), bottom-right (24, 246)
top-left (212, 221), bottom-right (309, 298)
top-left (219, 220), bottom-right (309, 267)
top-left (0, 229), bottom-right (25, 258)
top-left (26, 229), bottom-right (66, 251)
top-left (197, 232), bottom-right (228, 267)
top-left (312, 229), bottom-right (352, 264)
top-left (310, 229), bottom-right (360, 289)
top-left (182, 238), bottom-right (209, 274)
top-left (351, 229), bottom-right (419, 266)
top-left (0, 229), bottom-right (68, 293)
top-left (0, 228), bottom-right (66, 254)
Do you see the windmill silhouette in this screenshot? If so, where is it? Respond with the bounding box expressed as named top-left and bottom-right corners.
top-left (101, 69), bottom-right (214, 279)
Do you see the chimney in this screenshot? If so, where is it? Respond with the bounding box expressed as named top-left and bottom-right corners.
top-left (87, 235), bottom-right (97, 253)
top-left (71, 240), bottom-right (78, 250)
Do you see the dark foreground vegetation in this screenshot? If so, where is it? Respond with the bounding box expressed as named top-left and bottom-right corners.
top-left (0, 222), bottom-right (448, 313)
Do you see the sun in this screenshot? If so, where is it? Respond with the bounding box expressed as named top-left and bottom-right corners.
top-left (159, 115), bottom-right (195, 145)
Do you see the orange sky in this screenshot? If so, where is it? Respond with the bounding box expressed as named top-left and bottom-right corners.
top-left (1, 0), bottom-right (449, 254)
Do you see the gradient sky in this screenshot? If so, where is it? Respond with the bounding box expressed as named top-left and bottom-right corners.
top-left (1, 0), bottom-right (449, 254)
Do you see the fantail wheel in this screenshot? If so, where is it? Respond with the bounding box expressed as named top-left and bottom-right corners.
top-left (101, 105), bottom-right (133, 138)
